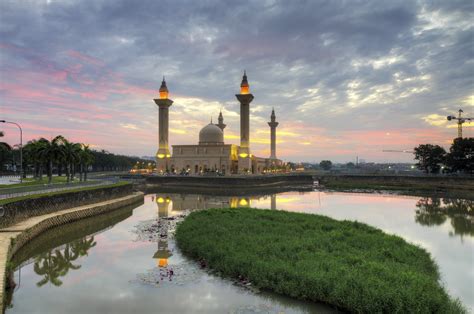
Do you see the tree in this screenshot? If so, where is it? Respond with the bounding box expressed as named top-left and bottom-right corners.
top-left (62, 139), bottom-right (81, 183)
top-left (413, 144), bottom-right (446, 174)
top-left (320, 160), bottom-right (333, 171)
top-left (0, 142), bottom-right (12, 171)
top-left (79, 144), bottom-right (94, 181)
top-left (446, 137), bottom-right (474, 174)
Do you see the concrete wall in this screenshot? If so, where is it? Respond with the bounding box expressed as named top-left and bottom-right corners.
top-left (0, 184), bottom-right (133, 229)
top-left (145, 174), bottom-right (314, 193)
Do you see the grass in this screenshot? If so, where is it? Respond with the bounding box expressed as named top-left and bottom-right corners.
top-left (176, 208), bottom-right (465, 313)
top-left (0, 181), bottom-right (131, 205)
top-left (0, 176), bottom-right (83, 188)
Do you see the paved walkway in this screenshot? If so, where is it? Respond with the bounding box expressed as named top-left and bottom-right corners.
top-left (0, 192), bottom-right (143, 312)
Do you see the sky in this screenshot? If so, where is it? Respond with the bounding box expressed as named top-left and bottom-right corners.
top-left (0, 0), bottom-right (473, 163)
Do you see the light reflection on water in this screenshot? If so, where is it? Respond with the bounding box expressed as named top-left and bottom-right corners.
top-left (5, 191), bottom-right (474, 313)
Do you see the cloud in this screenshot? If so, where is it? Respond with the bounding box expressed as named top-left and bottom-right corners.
top-left (1, 0), bottom-right (473, 162)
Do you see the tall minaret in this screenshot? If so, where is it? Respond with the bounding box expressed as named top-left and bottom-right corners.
top-left (216, 110), bottom-right (226, 132)
top-left (236, 71), bottom-right (254, 173)
top-left (154, 77), bottom-right (173, 173)
top-left (268, 108), bottom-right (279, 159)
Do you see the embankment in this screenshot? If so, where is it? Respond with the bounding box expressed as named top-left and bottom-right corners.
top-left (0, 182), bottom-right (134, 229)
top-left (145, 174), bottom-right (314, 194)
top-left (318, 174), bottom-right (474, 198)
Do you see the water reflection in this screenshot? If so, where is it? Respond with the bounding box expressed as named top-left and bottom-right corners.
top-left (415, 197), bottom-right (473, 238)
top-left (154, 196), bottom-right (172, 268)
top-left (152, 192), bottom-right (473, 240)
top-left (33, 237), bottom-right (96, 287)
top-left (5, 192), bottom-right (473, 313)
top-left (6, 203), bottom-right (138, 310)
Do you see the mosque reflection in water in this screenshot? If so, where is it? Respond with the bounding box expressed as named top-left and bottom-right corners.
top-left (152, 194), bottom-right (277, 269)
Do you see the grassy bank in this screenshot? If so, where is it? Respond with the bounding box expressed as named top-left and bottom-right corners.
top-left (0, 176), bottom-right (83, 188)
top-left (0, 181), bottom-right (130, 205)
top-left (321, 181), bottom-right (474, 200)
top-left (176, 208), bottom-right (465, 313)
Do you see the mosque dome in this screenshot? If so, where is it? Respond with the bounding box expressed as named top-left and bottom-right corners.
top-left (199, 123), bottom-right (224, 145)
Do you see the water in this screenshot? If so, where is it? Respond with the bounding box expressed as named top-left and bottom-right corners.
top-left (5, 191), bottom-right (474, 313)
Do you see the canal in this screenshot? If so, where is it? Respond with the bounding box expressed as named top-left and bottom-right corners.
top-left (5, 191), bottom-right (473, 313)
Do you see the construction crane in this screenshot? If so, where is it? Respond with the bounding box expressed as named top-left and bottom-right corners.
top-left (382, 150), bottom-right (414, 153)
top-left (447, 109), bottom-right (472, 138)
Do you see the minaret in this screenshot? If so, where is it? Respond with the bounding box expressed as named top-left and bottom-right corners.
top-left (154, 77), bottom-right (173, 173)
top-left (236, 71), bottom-right (254, 173)
top-left (216, 110), bottom-right (226, 132)
top-left (268, 108), bottom-right (279, 159)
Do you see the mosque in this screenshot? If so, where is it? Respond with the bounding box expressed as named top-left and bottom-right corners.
top-left (153, 72), bottom-right (282, 175)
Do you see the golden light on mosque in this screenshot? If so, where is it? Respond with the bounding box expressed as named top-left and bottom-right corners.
top-left (239, 153), bottom-right (248, 158)
top-left (240, 70), bottom-right (250, 94)
top-left (157, 258), bottom-right (168, 267)
top-left (239, 198), bottom-right (249, 206)
top-left (159, 90), bottom-right (168, 99)
top-left (159, 77), bottom-right (169, 99)
top-left (157, 154), bottom-right (165, 159)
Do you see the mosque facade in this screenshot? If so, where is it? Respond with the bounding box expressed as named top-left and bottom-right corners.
top-left (154, 72), bottom-right (282, 175)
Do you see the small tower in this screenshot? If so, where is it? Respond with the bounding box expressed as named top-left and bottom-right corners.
top-left (268, 108), bottom-right (279, 160)
top-left (236, 71), bottom-right (254, 173)
top-left (154, 77), bottom-right (173, 173)
top-left (216, 110), bottom-right (226, 132)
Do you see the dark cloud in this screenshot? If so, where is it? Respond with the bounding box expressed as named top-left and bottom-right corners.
top-left (1, 0), bottom-right (473, 161)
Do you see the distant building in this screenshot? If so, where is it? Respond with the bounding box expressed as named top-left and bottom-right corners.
top-left (153, 72), bottom-right (282, 175)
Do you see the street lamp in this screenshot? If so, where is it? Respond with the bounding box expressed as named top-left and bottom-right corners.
top-left (0, 120), bottom-right (23, 183)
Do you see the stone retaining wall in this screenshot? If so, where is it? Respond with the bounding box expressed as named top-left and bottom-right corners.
top-left (0, 192), bottom-right (144, 313)
top-left (0, 183), bottom-right (133, 229)
top-left (145, 174), bottom-right (314, 192)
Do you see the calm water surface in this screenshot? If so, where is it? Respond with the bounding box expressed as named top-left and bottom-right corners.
top-left (5, 191), bottom-right (474, 313)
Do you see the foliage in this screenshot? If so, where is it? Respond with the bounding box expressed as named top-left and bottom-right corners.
top-left (90, 149), bottom-right (150, 172)
top-left (414, 144), bottom-right (446, 173)
top-left (0, 142), bottom-right (12, 170)
top-left (22, 135), bottom-right (94, 183)
top-left (176, 208), bottom-right (465, 313)
top-left (0, 181), bottom-right (130, 205)
top-left (446, 138), bottom-right (474, 174)
top-left (319, 160), bottom-right (332, 170)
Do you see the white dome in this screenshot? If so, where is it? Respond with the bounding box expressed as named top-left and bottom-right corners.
top-left (199, 123), bottom-right (224, 145)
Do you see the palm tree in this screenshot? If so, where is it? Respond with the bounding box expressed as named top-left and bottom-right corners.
top-left (33, 138), bottom-right (50, 180)
top-left (79, 144), bottom-right (94, 181)
top-left (62, 139), bottom-right (81, 183)
top-left (36, 136), bottom-right (66, 184)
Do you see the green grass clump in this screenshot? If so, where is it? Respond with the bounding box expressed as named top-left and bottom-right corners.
top-left (176, 208), bottom-right (465, 313)
top-left (0, 181), bottom-right (131, 205)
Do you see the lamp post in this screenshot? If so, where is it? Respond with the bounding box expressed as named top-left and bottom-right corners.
top-left (0, 120), bottom-right (23, 183)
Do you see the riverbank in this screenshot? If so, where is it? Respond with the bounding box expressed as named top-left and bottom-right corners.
top-left (0, 182), bottom-right (133, 229)
top-left (0, 192), bottom-right (144, 313)
top-left (144, 174), bottom-right (314, 193)
top-left (317, 174), bottom-right (474, 198)
top-left (176, 208), bottom-right (465, 313)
